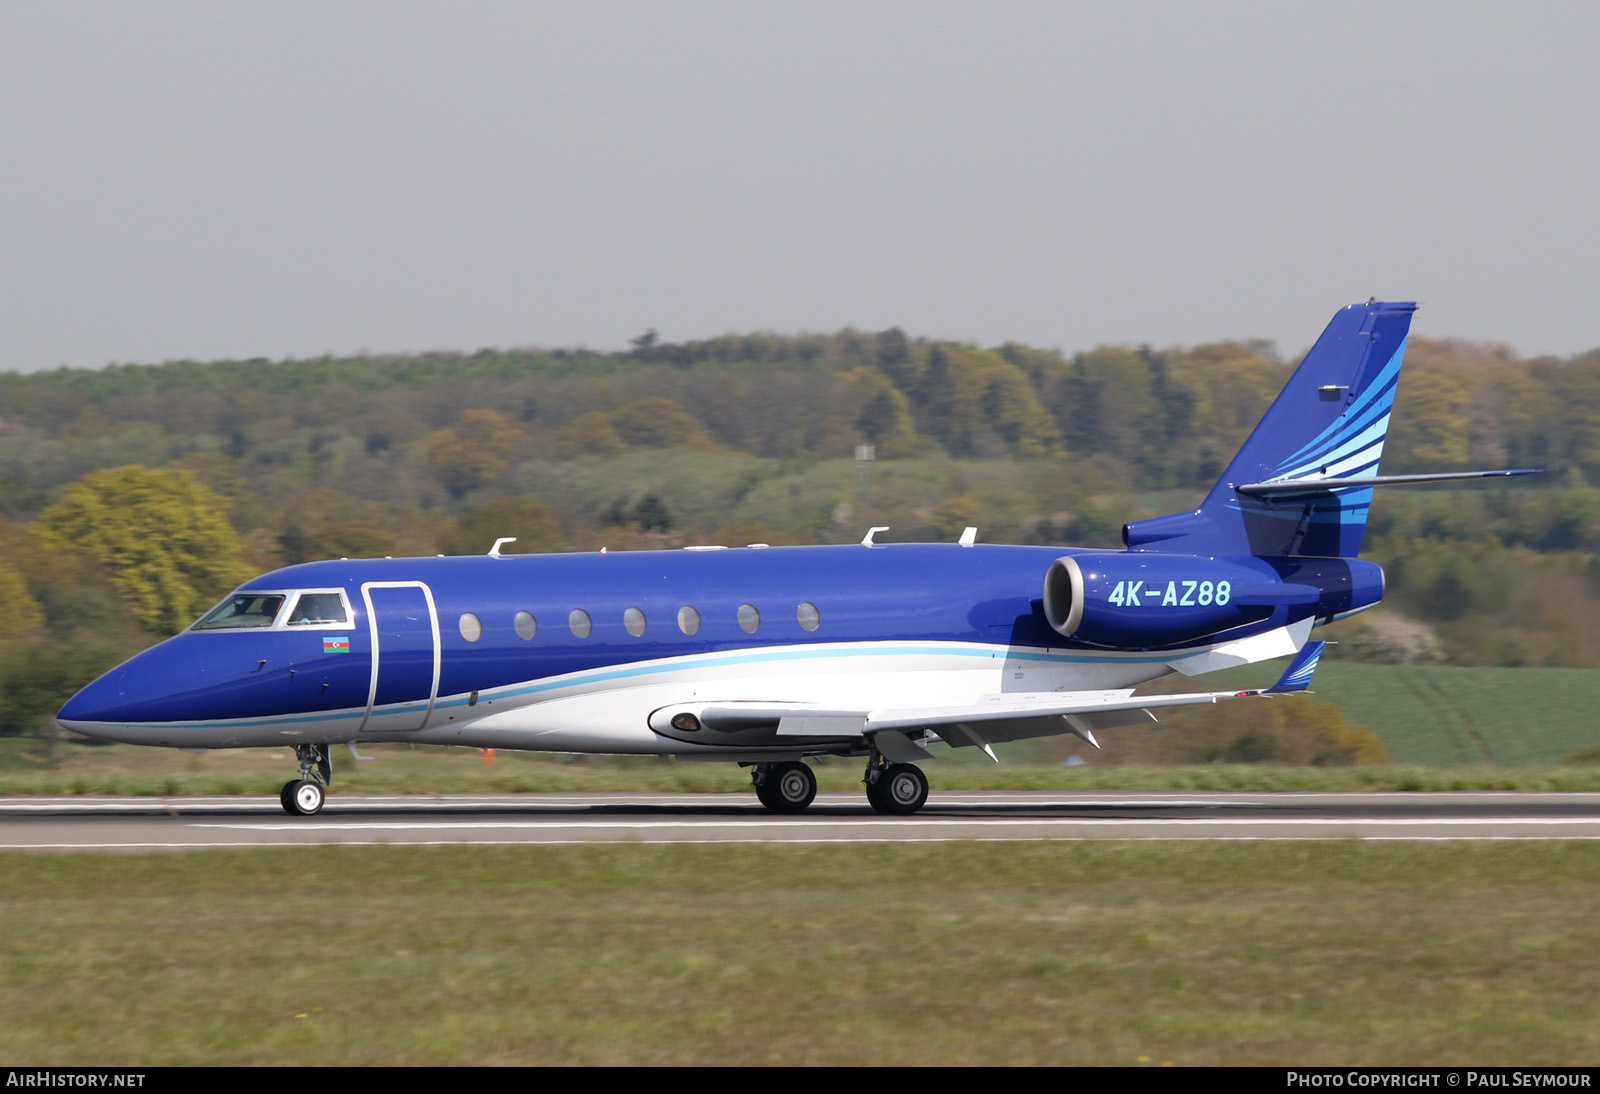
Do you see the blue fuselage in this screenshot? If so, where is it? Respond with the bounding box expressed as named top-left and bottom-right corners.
top-left (58, 542), bottom-right (1382, 752)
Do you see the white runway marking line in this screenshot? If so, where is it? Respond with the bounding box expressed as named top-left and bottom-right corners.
top-left (0, 796), bottom-right (743, 811)
top-left (7, 836), bottom-right (1600, 851)
top-left (0, 796), bottom-right (1271, 811)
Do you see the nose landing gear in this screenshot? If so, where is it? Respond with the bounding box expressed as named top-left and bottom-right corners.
top-left (280, 743), bottom-right (331, 816)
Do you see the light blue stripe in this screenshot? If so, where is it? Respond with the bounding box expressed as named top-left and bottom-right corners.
top-left (1276, 414), bottom-right (1389, 480)
top-left (1289, 367), bottom-right (1399, 465)
top-left (1300, 341), bottom-right (1404, 453)
top-left (1276, 342), bottom-right (1405, 468)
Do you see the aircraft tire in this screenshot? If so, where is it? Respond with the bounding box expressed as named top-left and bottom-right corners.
top-left (756, 761), bottom-right (816, 813)
top-left (870, 763), bottom-right (928, 816)
top-left (282, 779), bottom-right (325, 816)
top-left (864, 776), bottom-right (889, 813)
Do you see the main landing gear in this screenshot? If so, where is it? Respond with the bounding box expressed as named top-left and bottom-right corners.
top-left (280, 742), bottom-right (331, 816)
top-left (864, 755), bottom-right (929, 816)
top-left (752, 760), bottom-right (817, 813)
top-left (749, 754), bottom-right (932, 815)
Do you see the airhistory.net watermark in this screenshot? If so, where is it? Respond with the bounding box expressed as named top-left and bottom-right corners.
top-left (4, 1074), bottom-right (145, 1088)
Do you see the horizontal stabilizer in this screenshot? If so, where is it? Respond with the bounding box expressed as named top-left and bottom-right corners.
top-left (1236, 469), bottom-right (1541, 498)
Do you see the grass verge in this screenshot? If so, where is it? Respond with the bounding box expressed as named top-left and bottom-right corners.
top-left (3, 841), bottom-right (1598, 1065)
top-left (8, 739), bottom-right (1600, 796)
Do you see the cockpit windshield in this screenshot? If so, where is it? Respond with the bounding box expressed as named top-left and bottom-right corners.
top-left (191, 589), bottom-right (350, 631)
top-left (192, 594), bottom-right (286, 630)
top-left (286, 592), bottom-right (348, 626)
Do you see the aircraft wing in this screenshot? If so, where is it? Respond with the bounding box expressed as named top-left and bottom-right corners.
top-left (691, 642), bottom-right (1326, 761)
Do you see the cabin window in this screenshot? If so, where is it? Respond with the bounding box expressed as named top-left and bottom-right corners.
top-left (459, 612), bottom-right (483, 642)
top-left (677, 606), bottom-right (701, 635)
top-left (737, 603), bottom-right (760, 633)
top-left (797, 602), bottom-right (820, 631)
top-left (569, 609), bottom-right (592, 638)
top-left (623, 606), bottom-right (647, 637)
top-left (192, 594), bottom-right (286, 630)
top-left (286, 592), bottom-right (349, 626)
top-left (514, 610), bottom-right (538, 640)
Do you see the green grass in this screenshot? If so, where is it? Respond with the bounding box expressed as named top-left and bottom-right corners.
top-left (9, 738), bottom-right (1600, 796)
top-left (3, 842), bottom-right (1599, 1065)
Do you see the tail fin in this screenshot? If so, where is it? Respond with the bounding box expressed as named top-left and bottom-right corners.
top-left (1124, 300), bottom-right (1417, 558)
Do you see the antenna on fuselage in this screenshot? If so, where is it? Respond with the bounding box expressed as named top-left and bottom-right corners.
top-left (958, 527), bottom-right (977, 547)
top-left (861, 526), bottom-right (889, 546)
top-left (488, 537), bottom-right (517, 557)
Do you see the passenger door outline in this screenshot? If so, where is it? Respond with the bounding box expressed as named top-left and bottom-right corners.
top-left (359, 581), bottom-right (442, 733)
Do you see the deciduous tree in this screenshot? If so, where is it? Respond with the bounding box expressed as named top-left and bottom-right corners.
top-left (38, 466), bottom-right (248, 634)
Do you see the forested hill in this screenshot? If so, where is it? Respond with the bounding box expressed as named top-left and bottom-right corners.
top-left (4, 328), bottom-right (1597, 485)
top-left (0, 327), bottom-right (1595, 735)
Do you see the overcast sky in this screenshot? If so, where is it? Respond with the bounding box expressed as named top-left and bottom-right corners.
top-left (2, 2), bottom-right (1596, 372)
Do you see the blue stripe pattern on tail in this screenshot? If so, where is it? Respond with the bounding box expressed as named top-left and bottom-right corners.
top-left (1123, 300), bottom-right (1417, 559)
top-left (1263, 640), bottom-right (1324, 694)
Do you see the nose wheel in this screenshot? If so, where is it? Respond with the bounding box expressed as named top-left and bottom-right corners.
top-left (280, 743), bottom-right (331, 816)
top-left (280, 779), bottom-right (325, 816)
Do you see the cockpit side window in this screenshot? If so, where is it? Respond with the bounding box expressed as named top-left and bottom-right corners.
top-left (286, 591), bottom-right (350, 626)
top-left (192, 594), bottom-right (287, 630)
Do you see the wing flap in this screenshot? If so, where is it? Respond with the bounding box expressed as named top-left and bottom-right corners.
top-left (862, 693), bottom-right (1213, 751)
top-left (863, 689), bottom-right (1219, 734)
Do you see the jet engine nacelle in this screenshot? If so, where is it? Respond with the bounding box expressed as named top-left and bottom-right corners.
top-left (1042, 554), bottom-right (1298, 648)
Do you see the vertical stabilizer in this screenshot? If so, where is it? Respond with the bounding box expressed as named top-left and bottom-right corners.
top-left (1123, 300), bottom-right (1416, 558)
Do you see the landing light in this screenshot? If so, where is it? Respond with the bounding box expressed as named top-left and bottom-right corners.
top-left (670, 712), bottom-right (702, 733)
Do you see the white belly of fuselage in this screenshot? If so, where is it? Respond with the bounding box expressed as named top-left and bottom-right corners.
top-left (354, 639), bottom-right (1177, 753)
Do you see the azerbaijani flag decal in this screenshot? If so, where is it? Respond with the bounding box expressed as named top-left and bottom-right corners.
top-left (323, 636), bottom-right (350, 654)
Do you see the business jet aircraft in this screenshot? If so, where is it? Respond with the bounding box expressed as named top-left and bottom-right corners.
top-left (57, 301), bottom-right (1534, 816)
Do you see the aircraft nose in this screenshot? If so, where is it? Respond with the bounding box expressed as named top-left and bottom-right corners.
top-left (57, 670), bottom-right (133, 734)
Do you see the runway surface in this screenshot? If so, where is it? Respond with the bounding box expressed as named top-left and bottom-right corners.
top-left (5, 791), bottom-right (1600, 849)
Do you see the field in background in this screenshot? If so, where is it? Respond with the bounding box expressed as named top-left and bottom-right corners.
top-left (1142, 662), bottom-right (1600, 767)
top-left (1320, 664), bottom-right (1599, 765)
